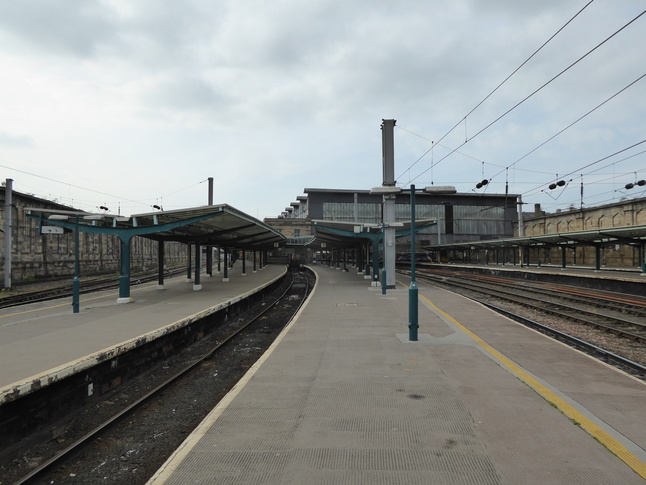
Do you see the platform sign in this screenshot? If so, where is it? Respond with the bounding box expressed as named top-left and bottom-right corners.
top-left (41, 225), bottom-right (64, 235)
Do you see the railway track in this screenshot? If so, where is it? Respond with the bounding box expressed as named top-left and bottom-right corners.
top-left (5, 268), bottom-right (313, 485)
top-left (416, 269), bottom-right (646, 344)
top-left (398, 268), bottom-right (646, 378)
top-left (0, 269), bottom-right (185, 310)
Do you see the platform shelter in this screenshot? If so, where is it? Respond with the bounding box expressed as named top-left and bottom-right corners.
top-left (25, 204), bottom-right (285, 304)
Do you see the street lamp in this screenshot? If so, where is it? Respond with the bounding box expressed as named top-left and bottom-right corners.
top-left (407, 185), bottom-right (455, 341)
top-left (409, 185), bottom-right (418, 340)
top-left (371, 184), bottom-right (456, 341)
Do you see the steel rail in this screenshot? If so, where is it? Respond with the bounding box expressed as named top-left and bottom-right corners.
top-left (478, 300), bottom-right (646, 378)
top-left (13, 270), bottom-right (310, 485)
top-left (0, 269), bottom-right (185, 309)
top-left (401, 269), bottom-right (646, 378)
top-left (418, 272), bottom-right (646, 343)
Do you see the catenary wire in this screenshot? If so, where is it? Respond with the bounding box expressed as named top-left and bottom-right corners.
top-left (490, 72), bottom-right (646, 180)
top-left (522, 139), bottom-right (646, 197)
top-left (406, 8), bottom-right (646, 185)
top-left (395, 0), bottom-right (595, 181)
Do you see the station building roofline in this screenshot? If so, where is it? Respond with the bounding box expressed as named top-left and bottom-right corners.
top-left (24, 204), bottom-right (286, 250)
top-left (303, 187), bottom-right (520, 198)
top-left (426, 224), bottom-right (646, 251)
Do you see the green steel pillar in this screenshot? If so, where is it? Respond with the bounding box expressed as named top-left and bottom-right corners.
top-left (117, 236), bottom-right (132, 303)
top-left (409, 185), bottom-right (418, 341)
top-left (223, 247), bottom-right (229, 282)
top-left (186, 243), bottom-right (192, 282)
top-left (595, 246), bottom-right (601, 271)
top-left (158, 240), bottom-right (165, 287)
top-left (72, 216), bottom-right (80, 313)
top-left (381, 267), bottom-right (386, 294)
top-left (561, 246), bottom-right (566, 269)
top-left (372, 240), bottom-right (380, 286)
top-left (193, 242), bottom-right (202, 290)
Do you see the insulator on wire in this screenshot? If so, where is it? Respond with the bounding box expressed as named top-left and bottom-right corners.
top-left (476, 183), bottom-right (482, 189)
top-left (637, 180), bottom-right (646, 186)
top-left (557, 180), bottom-right (566, 187)
top-left (481, 179), bottom-right (488, 186)
top-left (625, 183), bottom-right (634, 190)
top-left (549, 183), bottom-right (557, 190)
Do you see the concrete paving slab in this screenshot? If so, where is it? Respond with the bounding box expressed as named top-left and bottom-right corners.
top-left (0, 265), bottom-right (285, 391)
top-left (149, 265), bottom-right (646, 484)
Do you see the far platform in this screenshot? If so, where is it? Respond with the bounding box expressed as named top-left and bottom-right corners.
top-left (0, 264), bottom-right (286, 395)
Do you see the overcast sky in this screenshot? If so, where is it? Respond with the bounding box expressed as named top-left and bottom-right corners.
top-left (1, 0), bottom-right (644, 220)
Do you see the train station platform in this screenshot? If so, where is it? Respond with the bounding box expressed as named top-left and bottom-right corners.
top-left (0, 264), bottom-right (286, 393)
top-left (149, 264), bottom-right (646, 484)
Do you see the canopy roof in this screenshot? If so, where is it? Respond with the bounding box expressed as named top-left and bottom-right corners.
top-left (304, 219), bottom-right (438, 249)
top-left (427, 225), bottom-right (646, 251)
top-left (25, 204), bottom-right (285, 249)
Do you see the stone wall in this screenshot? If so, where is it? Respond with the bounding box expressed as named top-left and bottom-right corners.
top-left (264, 217), bottom-right (313, 238)
top-left (1, 188), bottom-right (187, 285)
top-left (515, 198), bottom-right (646, 267)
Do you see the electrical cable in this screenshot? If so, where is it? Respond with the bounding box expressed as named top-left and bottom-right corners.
top-left (395, 0), bottom-right (595, 181)
top-left (491, 72), bottom-right (646, 180)
top-left (404, 8), bottom-right (645, 185)
top-left (0, 162), bottom-right (208, 212)
top-left (0, 163), bottom-right (143, 205)
top-left (522, 139), bottom-right (646, 197)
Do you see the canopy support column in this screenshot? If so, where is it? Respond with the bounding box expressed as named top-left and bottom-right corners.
top-left (193, 242), bottom-right (202, 291)
top-left (117, 236), bottom-right (133, 304)
top-left (186, 243), bottom-right (193, 282)
top-left (561, 246), bottom-right (567, 270)
top-left (223, 247), bottom-right (229, 282)
top-left (371, 239), bottom-right (380, 287)
top-left (157, 240), bottom-right (165, 289)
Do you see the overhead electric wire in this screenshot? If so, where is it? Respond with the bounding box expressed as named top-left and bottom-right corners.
top-left (0, 163), bottom-right (143, 206)
top-left (404, 7), bottom-right (646, 185)
top-left (491, 72), bottom-right (646, 180)
top-left (0, 162), bottom-right (208, 212)
top-left (522, 139), bottom-right (646, 197)
top-left (395, 0), bottom-right (595, 181)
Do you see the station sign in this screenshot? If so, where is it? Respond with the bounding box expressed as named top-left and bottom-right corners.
top-left (41, 225), bottom-right (65, 235)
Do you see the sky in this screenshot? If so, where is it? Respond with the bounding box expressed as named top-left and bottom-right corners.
top-left (0, 0), bottom-right (645, 221)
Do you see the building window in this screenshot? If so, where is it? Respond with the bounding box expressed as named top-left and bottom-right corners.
top-left (294, 229), bottom-right (301, 237)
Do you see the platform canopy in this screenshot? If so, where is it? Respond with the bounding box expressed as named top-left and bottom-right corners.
top-left (426, 225), bottom-right (646, 252)
top-left (25, 204), bottom-right (285, 249)
top-left (306, 219), bottom-right (438, 249)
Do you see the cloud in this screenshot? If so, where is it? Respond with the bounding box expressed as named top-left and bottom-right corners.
top-left (0, 132), bottom-right (35, 148)
top-left (0, 0), bottom-right (644, 219)
top-left (0, 0), bottom-right (117, 57)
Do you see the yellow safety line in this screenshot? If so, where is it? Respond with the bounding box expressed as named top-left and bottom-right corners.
top-left (419, 293), bottom-right (646, 480)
